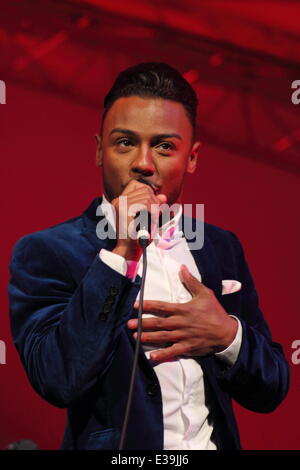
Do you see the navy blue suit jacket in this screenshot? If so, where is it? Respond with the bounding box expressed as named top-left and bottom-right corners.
top-left (8, 197), bottom-right (289, 450)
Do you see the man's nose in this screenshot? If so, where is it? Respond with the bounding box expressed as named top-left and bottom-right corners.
top-left (130, 146), bottom-right (155, 177)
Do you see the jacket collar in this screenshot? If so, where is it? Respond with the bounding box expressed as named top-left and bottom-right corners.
top-left (81, 196), bottom-right (117, 252)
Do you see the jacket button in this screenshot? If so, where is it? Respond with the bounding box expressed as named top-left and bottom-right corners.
top-left (109, 286), bottom-right (119, 296)
top-left (102, 304), bottom-right (111, 314)
top-left (147, 383), bottom-right (159, 397)
top-left (106, 296), bottom-right (115, 305)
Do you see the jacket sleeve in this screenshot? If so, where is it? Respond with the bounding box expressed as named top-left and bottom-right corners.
top-left (215, 230), bottom-right (290, 413)
top-left (8, 233), bottom-right (141, 408)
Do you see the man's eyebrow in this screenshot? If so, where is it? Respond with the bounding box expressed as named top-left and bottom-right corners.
top-left (109, 128), bottom-right (137, 138)
top-left (109, 128), bottom-right (182, 140)
top-left (152, 133), bottom-right (182, 141)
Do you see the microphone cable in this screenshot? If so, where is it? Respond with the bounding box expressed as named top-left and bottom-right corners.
top-left (118, 234), bottom-right (149, 450)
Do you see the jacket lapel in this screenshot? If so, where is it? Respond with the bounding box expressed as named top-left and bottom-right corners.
top-left (80, 196), bottom-right (117, 252)
top-left (181, 215), bottom-right (223, 303)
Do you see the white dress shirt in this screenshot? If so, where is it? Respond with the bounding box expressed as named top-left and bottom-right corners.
top-left (98, 194), bottom-right (242, 450)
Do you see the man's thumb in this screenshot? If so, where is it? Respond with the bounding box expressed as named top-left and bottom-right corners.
top-left (157, 194), bottom-right (167, 204)
top-left (179, 264), bottom-right (203, 296)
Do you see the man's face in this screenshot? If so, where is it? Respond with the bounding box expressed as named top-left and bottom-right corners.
top-left (95, 96), bottom-right (200, 206)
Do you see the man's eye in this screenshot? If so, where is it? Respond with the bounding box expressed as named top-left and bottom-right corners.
top-left (157, 142), bottom-right (174, 151)
top-left (116, 139), bottom-right (133, 147)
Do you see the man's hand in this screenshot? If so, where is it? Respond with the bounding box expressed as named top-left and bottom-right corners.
top-left (127, 264), bottom-right (238, 362)
top-left (111, 180), bottom-right (167, 262)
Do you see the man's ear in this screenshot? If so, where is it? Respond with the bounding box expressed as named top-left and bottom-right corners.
top-left (186, 141), bottom-right (201, 174)
top-left (95, 133), bottom-right (103, 167)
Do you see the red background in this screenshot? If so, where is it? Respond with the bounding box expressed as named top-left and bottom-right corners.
top-left (1, 0), bottom-right (300, 450)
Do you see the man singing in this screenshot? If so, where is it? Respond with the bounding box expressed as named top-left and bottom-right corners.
top-left (8, 62), bottom-right (289, 450)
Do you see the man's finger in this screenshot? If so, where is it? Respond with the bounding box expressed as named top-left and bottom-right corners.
top-left (128, 316), bottom-right (184, 330)
top-left (179, 264), bottom-right (206, 297)
top-left (133, 329), bottom-right (185, 343)
top-left (133, 300), bottom-right (180, 316)
top-left (149, 343), bottom-right (189, 362)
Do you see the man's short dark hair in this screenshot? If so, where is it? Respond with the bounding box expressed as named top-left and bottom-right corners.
top-left (101, 62), bottom-right (198, 136)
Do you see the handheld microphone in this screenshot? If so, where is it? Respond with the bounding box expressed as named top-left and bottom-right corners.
top-left (135, 178), bottom-right (158, 247)
top-left (136, 212), bottom-right (151, 247)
